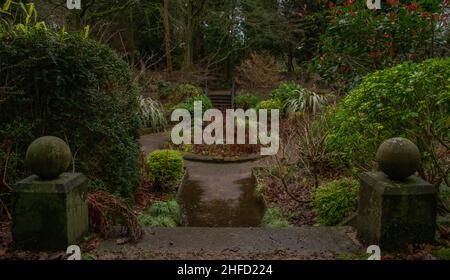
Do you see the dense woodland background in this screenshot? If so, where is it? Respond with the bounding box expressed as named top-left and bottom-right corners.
top-left (6, 0), bottom-right (447, 91)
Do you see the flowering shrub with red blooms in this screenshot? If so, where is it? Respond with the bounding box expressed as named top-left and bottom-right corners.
top-left (313, 0), bottom-right (449, 93)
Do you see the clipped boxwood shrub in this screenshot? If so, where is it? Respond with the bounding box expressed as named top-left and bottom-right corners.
top-left (312, 178), bottom-right (359, 226)
top-left (326, 58), bottom-right (450, 184)
top-left (146, 149), bottom-right (184, 189)
top-left (0, 27), bottom-right (142, 199)
top-left (235, 92), bottom-right (261, 110)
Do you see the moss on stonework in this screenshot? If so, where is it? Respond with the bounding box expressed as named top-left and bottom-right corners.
top-left (12, 173), bottom-right (89, 251)
top-left (357, 172), bottom-right (436, 250)
top-left (432, 248), bottom-right (450, 260)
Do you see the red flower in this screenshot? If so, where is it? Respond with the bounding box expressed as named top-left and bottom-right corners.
top-left (420, 12), bottom-right (430, 18)
top-left (407, 2), bottom-right (420, 12)
top-left (349, 9), bottom-right (355, 16)
top-left (386, 0), bottom-right (399, 6)
top-left (328, 2), bottom-right (335, 10)
top-left (389, 11), bottom-right (396, 21)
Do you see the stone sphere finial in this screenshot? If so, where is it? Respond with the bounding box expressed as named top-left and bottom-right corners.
top-left (25, 136), bottom-right (72, 180)
top-left (376, 137), bottom-right (421, 180)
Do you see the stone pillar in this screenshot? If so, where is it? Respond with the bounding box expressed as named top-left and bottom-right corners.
top-left (357, 138), bottom-right (437, 250)
top-left (12, 136), bottom-right (89, 251)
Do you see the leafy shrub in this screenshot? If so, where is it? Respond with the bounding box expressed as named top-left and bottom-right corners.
top-left (314, 1), bottom-right (449, 92)
top-left (138, 199), bottom-right (181, 227)
top-left (173, 95), bottom-right (213, 115)
top-left (235, 92), bottom-right (261, 110)
top-left (164, 83), bottom-right (203, 107)
top-left (312, 178), bottom-right (359, 226)
top-left (146, 150), bottom-right (184, 189)
top-left (235, 53), bottom-right (281, 89)
top-left (262, 206), bottom-right (290, 227)
top-left (432, 248), bottom-right (450, 260)
top-left (270, 82), bottom-right (302, 103)
top-left (0, 26), bottom-right (142, 199)
top-left (139, 97), bottom-right (167, 132)
top-left (256, 99), bottom-right (283, 111)
top-left (326, 58), bottom-right (450, 186)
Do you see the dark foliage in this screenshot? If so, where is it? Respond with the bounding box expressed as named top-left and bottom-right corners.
top-left (0, 28), bottom-right (142, 199)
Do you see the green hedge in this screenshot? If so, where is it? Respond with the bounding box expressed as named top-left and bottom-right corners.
top-left (326, 58), bottom-right (450, 181)
top-left (0, 27), bottom-right (142, 199)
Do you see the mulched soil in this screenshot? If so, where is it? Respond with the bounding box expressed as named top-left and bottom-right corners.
top-left (173, 143), bottom-right (261, 158)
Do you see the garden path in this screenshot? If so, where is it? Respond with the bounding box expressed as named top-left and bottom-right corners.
top-left (140, 132), bottom-right (265, 227)
top-left (94, 133), bottom-right (364, 259)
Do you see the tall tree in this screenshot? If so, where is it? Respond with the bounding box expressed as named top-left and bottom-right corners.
top-left (180, 0), bottom-right (206, 72)
top-left (163, 0), bottom-right (173, 73)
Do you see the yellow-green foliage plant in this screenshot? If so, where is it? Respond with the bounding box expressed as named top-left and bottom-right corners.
top-left (312, 178), bottom-right (359, 226)
top-left (146, 150), bottom-right (184, 190)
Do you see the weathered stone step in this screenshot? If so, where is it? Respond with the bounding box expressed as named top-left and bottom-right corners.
top-left (94, 227), bottom-right (362, 260)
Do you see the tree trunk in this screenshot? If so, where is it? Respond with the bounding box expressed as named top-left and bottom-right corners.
top-left (128, 4), bottom-right (136, 70)
top-left (287, 48), bottom-right (295, 73)
top-left (163, 0), bottom-right (173, 73)
top-left (183, 0), bottom-right (195, 72)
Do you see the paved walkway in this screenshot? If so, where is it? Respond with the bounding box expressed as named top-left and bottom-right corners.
top-left (179, 160), bottom-right (264, 227)
top-left (140, 132), bottom-right (265, 227)
top-left (95, 227), bottom-right (361, 260)
top-left (139, 132), bottom-right (170, 154)
top-left (97, 133), bottom-right (363, 259)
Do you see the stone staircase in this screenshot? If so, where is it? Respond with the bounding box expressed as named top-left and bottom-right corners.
top-left (207, 90), bottom-right (233, 111)
top-left (94, 227), bottom-right (362, 260)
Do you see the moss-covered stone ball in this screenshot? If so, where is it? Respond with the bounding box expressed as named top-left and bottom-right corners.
top-left (25, 136), bottom-right (72, 180)
top-left (376, 137), bottom-right (421, 180)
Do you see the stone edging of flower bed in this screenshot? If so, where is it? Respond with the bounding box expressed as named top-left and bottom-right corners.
top-left (181, 152), bottom-right (265, 163)
top-left (175, 168), bottom-right (188, 201)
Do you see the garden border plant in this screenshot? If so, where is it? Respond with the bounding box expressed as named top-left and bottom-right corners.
top-left (0, 25), bottom-right (142, 200)
top-left (326, 58), bottom-right (450, 188)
